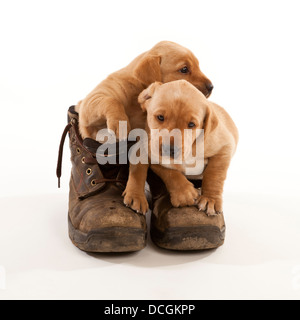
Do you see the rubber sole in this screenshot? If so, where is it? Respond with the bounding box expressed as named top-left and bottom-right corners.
top-left (68, 216), bottom-right (147, 253)
top-left (151, 225), bottom-right (225, 251)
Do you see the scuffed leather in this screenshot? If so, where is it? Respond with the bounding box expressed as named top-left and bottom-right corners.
top-left (68, 110), bottom-right (106, 199)
top-left (147, 169), bottom-right (225, 231)
top-left (67, 108), bottom-right (146, 234)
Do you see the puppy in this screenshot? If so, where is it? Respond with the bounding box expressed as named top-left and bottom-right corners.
top-left (76, 41), bottom-right (213, 140)
top-left (123, 80), bottom-right (238, 216)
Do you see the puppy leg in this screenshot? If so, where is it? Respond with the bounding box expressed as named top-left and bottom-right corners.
top-left (123, 163), bottom-right (150, 215)
top-left (198, 152), bottom-right (231, 216)
top-left (151, 165), bottom-right (199, 208)
top-left (79, 95), bottom-right (131, 140)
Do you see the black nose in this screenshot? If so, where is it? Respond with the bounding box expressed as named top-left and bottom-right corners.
top-left (162, 144), bottom-right (179, 158)
top-left (206, 83), bottom-right (214, 93)
top-left (169, 145), bottom-right (176, 158)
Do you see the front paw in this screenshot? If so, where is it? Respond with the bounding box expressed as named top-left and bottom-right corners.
top-left (170, 184), bottom-right (199, 208)
top-left (107, 116), bottom-right (131, 140)
top-left (197, 196), bottom-right (223, 216)
top-left (122, 189), bottom-right (149, 215)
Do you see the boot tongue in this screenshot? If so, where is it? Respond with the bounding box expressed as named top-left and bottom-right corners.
top-left (83, 139), bottom-right (136, 158)
top-left (83, 138), bottom-right (129, 181)
top-left (101, 165), bottom-right (122, 179)
top-left (82, 138), bottom-right (101, 154)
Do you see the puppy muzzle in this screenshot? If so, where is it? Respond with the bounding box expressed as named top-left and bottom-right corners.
top-left (162, 144), bottom-right (181, 159)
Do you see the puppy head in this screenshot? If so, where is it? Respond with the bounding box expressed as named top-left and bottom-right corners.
top-left (134, 41), bottom-right (214, 98)
top-left (138, 80), bottom-right (217, 167)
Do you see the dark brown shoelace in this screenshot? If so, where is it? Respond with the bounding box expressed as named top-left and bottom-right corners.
top-left (56, 122), bottom-right (73, 188)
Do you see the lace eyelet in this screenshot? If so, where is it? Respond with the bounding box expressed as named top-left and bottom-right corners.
top-left (81, 157), bottom-right (86, 164)
top-left (76, 148), bottom-right (81, 155)
top-left (91, 180), bottom-right (97, 187)
top-left (86, 168), bottom-right (92, 176)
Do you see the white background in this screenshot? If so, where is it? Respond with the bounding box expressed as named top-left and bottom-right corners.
top-left (0, 0), bottom-right (300, 300)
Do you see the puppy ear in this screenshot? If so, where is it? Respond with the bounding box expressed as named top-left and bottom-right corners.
top-left (138, 82), bottom-right (163, 111)
top-left (203, 104), bottom-right (219, 139)
top-left (134, 55), bottom-right (162, 85)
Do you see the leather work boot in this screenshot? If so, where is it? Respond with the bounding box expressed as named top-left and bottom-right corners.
top-left (147, 170), bottom-right (225, 251)
top-left (57, 106), bottom-right (147, 253)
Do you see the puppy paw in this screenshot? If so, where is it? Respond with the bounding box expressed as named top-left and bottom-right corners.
top-left (170, 184), bottom-right (199, 208)
top-left (107, 116), bottom-right (131, 140)
top-left (122, 189), bottom-right (149, 215)
top-left (197, 196), bottom-right (223, 216)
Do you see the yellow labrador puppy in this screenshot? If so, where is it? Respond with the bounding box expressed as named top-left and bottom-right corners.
top-left (123, 80), bottom-right (238, 216)
top-left (76, 41), bottom-right (213, 140)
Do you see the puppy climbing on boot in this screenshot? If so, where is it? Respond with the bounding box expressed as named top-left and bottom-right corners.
top-left (76, 41), bottom-right (213, 141)
top-left (124, 80), bottom-right (239, 216)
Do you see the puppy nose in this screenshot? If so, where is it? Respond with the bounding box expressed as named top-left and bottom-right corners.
top-left (162, 144), bottom-right (179, 158)
top-left (206, 83), bottom-right (214, 94)
top-left (169, 145), bottom-right (176, 158)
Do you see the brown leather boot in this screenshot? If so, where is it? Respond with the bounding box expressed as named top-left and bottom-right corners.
top-left (57, 106), bottom-right (147, 253)
top-left (147, 170), bottom-right (225, 251)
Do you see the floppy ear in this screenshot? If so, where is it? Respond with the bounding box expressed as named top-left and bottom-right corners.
top-left (138, 82), bottom-right (163, 111)
top-left (134, 55), bottom-right (162, 85)
top-left (203, 104), bottom-right (219, 139)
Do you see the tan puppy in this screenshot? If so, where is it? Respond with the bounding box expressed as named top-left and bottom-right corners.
top-left (76, 41), bottom-right (213, 140)
top-left (123, 80), bottom-right (238, 216)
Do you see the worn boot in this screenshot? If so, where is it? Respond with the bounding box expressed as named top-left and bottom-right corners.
top-left (147, 170), bottom-right (225, 251)
top-left (57, 106), bottom-right (147, 253)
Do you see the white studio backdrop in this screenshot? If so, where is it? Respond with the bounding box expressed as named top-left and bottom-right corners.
top-left (1, 0), bottom-right (299, 199)
top-left (0, 0), bottom-right (300, 300)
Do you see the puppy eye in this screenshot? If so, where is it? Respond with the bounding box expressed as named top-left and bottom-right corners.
top-left (179, 66), bottom-right (189, 74)
top-left (157, 115), bottom-right (165, 122)
top-left (188, 122), bottom-right (196, 128)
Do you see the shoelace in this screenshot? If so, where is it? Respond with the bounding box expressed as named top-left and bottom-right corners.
top-left (56, 122), bottom-right (73, 188)
top-left (56, 120), bottom-right (127, 188)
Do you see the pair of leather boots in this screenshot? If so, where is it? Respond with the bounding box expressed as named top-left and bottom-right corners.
top-left (57, 107), bottom-right (225, 252)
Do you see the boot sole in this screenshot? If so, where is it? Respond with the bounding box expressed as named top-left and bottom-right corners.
top-left (151, 225), bottom-right (225, 251)
top-left (68, 216), bottom-right (147, 253)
